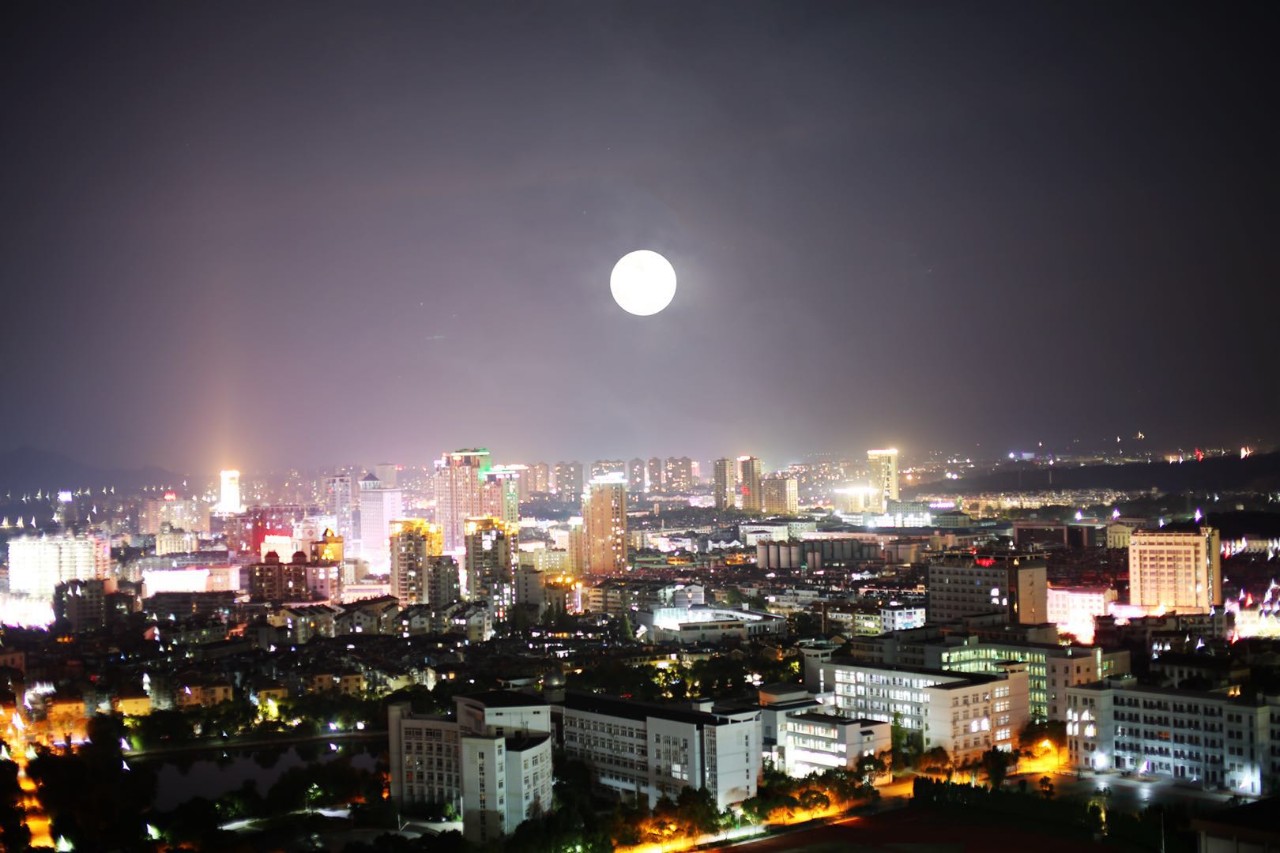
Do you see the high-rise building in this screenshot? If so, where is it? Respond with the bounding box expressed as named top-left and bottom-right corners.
top-left (358, 474), bottom-right (404, 573)
top-left (464, 517), bottom-right (518, 611)
top-left (664, 457), bottom-right (693, 492)
top-left (761, 476), bottom-right (799, 515)
top-left (867, 449), bottom-right (900, 508)
top-left (7, 532), bottom-right (111, 600)
top-left (216, 470), bottom-right (243, 514)
top-left (324, 474), bottom-right (355, 540)
top-left (583, 475), bottom-right (627, 575)
top-left (139, 491), bottom-right (208, 535)
top-left (552, 461), bottom-right (583, 500)
top-left (646, 457), bottom-right (664, 493)
top-left (526, 462), bottom-right (551, 494)
top-left (627, 458), bottom-right (647, 494)
top-left (1129, 525), bottom-right (1221, 614)
top-left (390, 519), bottom-right (444, 607)
top-left (590, 459), bottom-right (626, 481)
top-left (482, 466), bottom-right (521, 526)
top-left (435, 449), bottom-right (492, 551)
top-left (738, 456), bottom-right (763, 514)
top-left (927, 552), bottom-right (1048, 624)
top-left (713, 458), bottom-right (737, 510)
top-left (427, 556), bottom-right (462, 608)
top-left (375, 463), bottom-right (400, 489)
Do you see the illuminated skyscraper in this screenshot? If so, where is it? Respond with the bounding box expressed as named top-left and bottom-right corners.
top-left (553, 461), bottom-right (583, 499)
top-left (359, 473), bottom-right (403, 573)
top-left (435, 449), bottom-right (492, 551)
top-left (627, 458), bottom-right (647, 494)
top-left (324, 473), bottom-right (355, 540)
top-left (738, 456), bottom-right (763, 514)
top-left (867, 449), bottom-right (900, 508)
top-left (390, 519), bottom-right (444, 606)
top-left (583, 475), bottom-right (627, 575)
top-left (591, 459), bottom-right (626, 480)
top-left (761, 476), bottom-right (799, 515)
top-left (216, 470), bottom-right (243, 514)
top-left (646, 457), bottom-right (664, 493)
top-left (7, 532), bottom-right (111, 600)
top-left (1129, 525), bottom-right (1222, 614)
top-left (713, 458), bottom-right (737, 510)
top-left (464, 517), bottom-right (518, 611)
top-left (527, 462), bottom-right (551, 494)
top-left (664, 457), bottom-right (693, 492)
top-left (483, 466), bottom-right (521, 526)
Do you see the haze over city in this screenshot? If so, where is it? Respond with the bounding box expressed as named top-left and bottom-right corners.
top-left (3, 4), bottom-right (1280, 852)
top-left (2, 2), bottom-right (1278, 473)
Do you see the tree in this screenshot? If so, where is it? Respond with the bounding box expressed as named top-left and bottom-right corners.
top-left (980, 747), bottom-right (1016, 789)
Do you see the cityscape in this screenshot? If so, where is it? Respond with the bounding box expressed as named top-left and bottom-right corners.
top-left (2, 2), bottom-right (1279, 853)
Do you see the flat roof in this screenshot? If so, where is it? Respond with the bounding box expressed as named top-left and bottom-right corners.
top-left (562, 690), bottom-right (746, 727)
top-left (459, 690), bottom-right (548, 709)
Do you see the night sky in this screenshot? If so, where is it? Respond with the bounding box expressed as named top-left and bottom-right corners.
top-left (2, 2), bottom-right (1277, 473)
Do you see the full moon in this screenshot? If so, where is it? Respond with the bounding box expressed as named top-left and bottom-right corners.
top-left (610, 250), bottom-right (677, 316)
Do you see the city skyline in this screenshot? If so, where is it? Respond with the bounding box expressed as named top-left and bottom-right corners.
top-left (2, 2), bottom-right (1278, 473)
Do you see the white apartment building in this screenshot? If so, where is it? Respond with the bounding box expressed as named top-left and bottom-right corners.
top-left (813, 660), bottom-right (1029, 765)
top-left (7, 532), bottom-right (111, 600)
top-left (388, 692), bottom-right (553, 845)
top-left (1065, 675), bottom-right (1278, 794)
top-left (560, 691), bottom-right (760, 811)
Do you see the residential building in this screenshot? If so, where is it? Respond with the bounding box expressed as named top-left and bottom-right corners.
top-left (761, 476), bottom-right (799, 515)
top-left (435, 450), bottom-right (492, 551)
top-left (1128, 525), bottom-right (1222, 614)
top-left (713, 458), bottom-right (737, 510)
top-left (927, 552), bottom-right (1048, 624)
top-left (738, 456), bottom-right (763, 514)
top-left (583, 475), bottom-right (627, 575)
top-left (389, 520), bottom-right (444, 607)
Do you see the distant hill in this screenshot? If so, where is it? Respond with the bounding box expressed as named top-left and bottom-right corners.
top-left (912, 452), bottom-right (1280, 496)
top-left (0, 446), bottom-right (181, 495)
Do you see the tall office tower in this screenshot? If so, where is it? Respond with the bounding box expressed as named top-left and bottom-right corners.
top-left (527, 462), bottom-right (551, 494)
top-left (713, 458), bottom-right (738, 510)
top-left (7, 532), bottom-right (111, 600)
top-left (216, 470), bottom-right (243, 514)
top-left (427, 556), bottom-right (462, 608)
top-left (738, 456), bottom-right (764, 514)
top-left (375, 463), bottom-right (400, 489)
top-left (553, 461), bottom-right (584, 500)
top-left (434, 449), bottom-right (492, 551)
top-left (867, 448), bottom-right (900, 508)
top-left (464, 517), bottom-right (518, 611)
top-left (591, 459), bottom-right (626, 480)
top-left (324, 474), bottom-right (355, 540)
top-left (583, 475), bottom-right (628, 575)
top-left (664, 456), bottom-right (694, 492)
top-left (627, 458), bottom-right (647, 493)
top-left (646, 457), bottom-right (664, 493)
top-left (358, 473), bottom-right (404, 573)
top-left (482, 466), bottom-right (522, 525)
top-left (1129, 525), bottom-right (1222, 614)
top-left (761, 476), bottom-right (799, 515)
top-left (389, 520), bottom-right (444, 606)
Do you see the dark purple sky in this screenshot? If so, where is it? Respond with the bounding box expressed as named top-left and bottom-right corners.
top-left (2, 2), bottom-right (1277, 473)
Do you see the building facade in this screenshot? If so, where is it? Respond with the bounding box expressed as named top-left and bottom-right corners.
top-left (1128, 526), bottom-right (1222, 614)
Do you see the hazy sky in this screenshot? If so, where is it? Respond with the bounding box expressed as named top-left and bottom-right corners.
top-left (2, 2), bottom-right (1277, 474)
